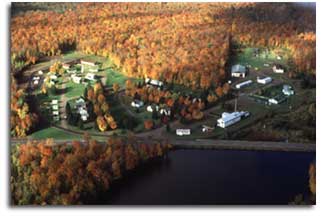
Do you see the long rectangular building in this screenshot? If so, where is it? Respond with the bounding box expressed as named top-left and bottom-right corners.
top-left (217, 111), bottom-right (250, 128)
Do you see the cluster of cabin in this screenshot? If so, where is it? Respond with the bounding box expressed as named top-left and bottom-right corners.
top-left (51, 99), bottom-right (60, 121)
top-left (130, 78), bottom-right (171, 118)
top-left (65, 59), bottom-right (99, 84)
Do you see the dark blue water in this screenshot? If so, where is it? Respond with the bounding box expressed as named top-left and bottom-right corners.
top-left (103, 150), bottom-right (315, 205)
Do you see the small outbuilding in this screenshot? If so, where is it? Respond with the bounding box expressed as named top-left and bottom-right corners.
top-left (85, 73), bottom-right (96, 81)
top-left (257, 76), bottom-right (272, 85)
top-left (282, 85), bottom-right (294, 96)
top-left (131, 100), bottom-right (144, 108)
top-left (235, 80), bottom-right (253, 89)
top-left (176, 129), bottom-right (191, 136)
top-left (231, 64), bottom-right (246, 78)
top-left (273, 64), bottom-right (285, 73)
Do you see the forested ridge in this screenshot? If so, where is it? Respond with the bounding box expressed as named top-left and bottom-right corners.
top-left (11, 2), bottom-right (315, 89)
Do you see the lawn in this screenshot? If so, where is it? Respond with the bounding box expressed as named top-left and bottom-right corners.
top-left (30, 127), bottom-right (83, 139)
top-left (105, 68), bottom-right (128, 87)
top-left (231, 47), bottom-right (289, 69)
top-left (64, 81), bottom-right (86, 98)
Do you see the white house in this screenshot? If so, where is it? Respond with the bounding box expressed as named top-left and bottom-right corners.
top-left (79, 107), bottom-right (89, 121)
top-left (89, 68), bottom-right (99, 73)
top-left (146, 105), bottom-right (154, 112)
top-left (51, 100), bottom-right (58, 105)
top-left (160, 108), bottom-right (171, 116)
top-left (273, 65), bottom-right (285, 73)
top-left (67, 69), bottom-right (77, 74)
top-left (81, 59), bottom-right (97, 67)
top-left (268, 95), bottom-right (287, 105)
top-left (217, 111), bottom-right (250, 128)
top-left (85, 73), bottom-right (96, 81)
top-left (33, 80), bottom-right (39, 85)
top-left (75, 97), bottom-right (89, 122)
top-left (52, 104), bottom-right (59, 110)
top-left (282, 85), bottom-right (294, 96)
top-left (53, 110), bottom-right (59, 116)
top-left (38, 70), bottom-right (43, 75)
top-left (235, 80), bottom-right (253, 89)
top-left (176, 129), bottom-right (191, 136)
top-left (257, 76), bottom-right (272, 84)
top-left (268, 98), bottom-right (279, 105)
top-left (72, 76), bottom-right (82, 84)
top-left (231, 64), bottom-right (246, 78)
top-left (131, 100), bottom-right (144, 108)
top-left (76, 98), bottom-right (86, 108)
top-left (50, 75), bottom-right (58, 80)
top-left (145, 78), bottom-right (164, 87)
top-left (62, 63), bottom-right (71, 69)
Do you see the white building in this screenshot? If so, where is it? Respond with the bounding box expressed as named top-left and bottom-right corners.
top-left (33, 80), bottom-right (39, 85)
top-left (50, 75), bottom-right (58, 80)
top-left (75, 98), bottom-right (89, 122)
top-left (147, 105), bottom-right (160, 112)
top-left (85, 73), bottom-right (96, 81)
top-left (62, 63), bottom-right (71, 69)
top-left (235, 80), bottom-right (253, 89)
top-left (51, 100), bottom-right (58, 105)
top-left (80, 60), bottom-right (97, 67)
top-left (145, 78), bottom-right (164, 87)
top-left (231, 64), bottom-right (246, 78)
top-left (176, 129), bottom-right (191, 136)
top-left (257, 76), bottom-right (272, 84)
top-left (32, 76), bottom-right (40, 81)
top-left (79, 107), bottom-right (89, 121)
top-left (67, 69), bottom-right (77, 74)
top-left (282, 85), bottom-right (294, 96)
top-left (160, 108), bottom-right (171, 116)
top-left (52, 104), bottom-right (59, 110)
top-left (38, 70), bottom-right (43, 75)
top-left (89, 68), bottom-right (99, 73)
top-left (273, 65), bottom-right (285, 73)
top-left (53, 110), bottom-right (59, 116)
top-left (131, 100), bottom-right (144, 108)
top-left (217, 111), bottom-right (250, 128)
top-left (72, 76), bottom-right (82, 84)
top-left (268, 98), bottom-right (279, 105)
top-left (146, 105), bottom-right (153, 112)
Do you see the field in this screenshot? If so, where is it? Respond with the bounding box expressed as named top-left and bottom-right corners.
top-left (230, 47), bottom-right (290, 70)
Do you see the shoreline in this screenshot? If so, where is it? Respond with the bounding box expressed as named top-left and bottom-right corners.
top-left (11, 138), bottom-right (315, 153)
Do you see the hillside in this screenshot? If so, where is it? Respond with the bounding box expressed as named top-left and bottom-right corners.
top-left (11, 2), bottom-right (315, 89)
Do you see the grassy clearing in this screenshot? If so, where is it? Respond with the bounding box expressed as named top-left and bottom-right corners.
top-left (64, 81), bottom-right (86, 99)
top-left (105, 68), bottom-right (128, 87)
top-left (30, 127), bottom-right (82, 139)
top-left (231, 47), bottom-right (289, 69)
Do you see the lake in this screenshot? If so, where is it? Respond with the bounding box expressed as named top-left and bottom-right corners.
top-left (100, 149), bottom-right (315, 205)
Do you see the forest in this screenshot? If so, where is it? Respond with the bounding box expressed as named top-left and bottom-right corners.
top-left (11, 136), bottom-right (172, 205)
top-left (11, 2), bottom-right (315, 90)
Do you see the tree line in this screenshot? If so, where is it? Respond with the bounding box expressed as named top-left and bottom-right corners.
top-left (11, 136), bottom-right (172, 205)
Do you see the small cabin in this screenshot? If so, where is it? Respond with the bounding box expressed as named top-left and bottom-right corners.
top-left (273, 64), bottom-right (285, 73)
top-left (176, 129), bottom-right (191, 136)
top-left (231, 64), bottom-right (246, 78)
top-left (257, 76), bottom-right (272, 85)
top-left (131, 100), bottom-right (144, 108)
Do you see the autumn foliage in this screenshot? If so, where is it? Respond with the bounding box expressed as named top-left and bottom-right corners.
top-left (11, 137), bottom-right (172, 205)
top-left (11, 3), bottom-right (315, 88)
top-left (10, 77), bottom-right (38, 137)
